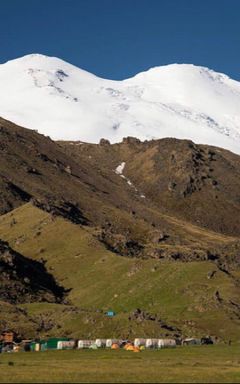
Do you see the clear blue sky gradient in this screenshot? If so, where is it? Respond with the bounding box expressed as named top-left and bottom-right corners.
top-left (0, 0), bottom-right (240, 80)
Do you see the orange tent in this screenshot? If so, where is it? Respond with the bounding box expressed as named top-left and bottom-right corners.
top-left (133, 346), bottom-right (141, 353)
top-left (111, 343), bottom-right (120, 350)
top-left (125, 344), bottom-right (134, 351)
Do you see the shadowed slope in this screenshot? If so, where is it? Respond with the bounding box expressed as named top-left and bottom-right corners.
top-left (0, 239), bottom-right (66, 304)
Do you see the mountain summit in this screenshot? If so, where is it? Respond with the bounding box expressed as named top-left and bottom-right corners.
top-left (0, 54), bottom-right (240, 153)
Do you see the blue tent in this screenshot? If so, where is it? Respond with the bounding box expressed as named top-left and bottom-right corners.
top-left (106, 310), bottom-right (116, 317)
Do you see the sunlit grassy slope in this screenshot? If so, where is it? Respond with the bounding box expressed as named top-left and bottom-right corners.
top-left (0, 203), bottom-right (239, 340)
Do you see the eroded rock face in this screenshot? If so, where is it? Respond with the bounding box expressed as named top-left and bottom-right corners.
top-left (165, 145), bottom-right (218, 197)
top-left (0, 240), bottom-right (67, 304)
top-left (149, 230), bottom-right (169, 243)
top-left (98, 230), bottom-right (144, 257)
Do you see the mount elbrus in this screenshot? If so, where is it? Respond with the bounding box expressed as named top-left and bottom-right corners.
top-left (0, 117), bottom-right (239, 341)
top-left (0, 54), bottom-right (240, 154)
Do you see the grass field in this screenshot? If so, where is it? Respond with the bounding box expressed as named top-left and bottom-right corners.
top-left (0, 345), bottom-right (239, 383)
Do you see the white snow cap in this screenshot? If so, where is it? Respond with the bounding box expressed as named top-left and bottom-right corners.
top-left (0, 54), bottom-right (240, 154)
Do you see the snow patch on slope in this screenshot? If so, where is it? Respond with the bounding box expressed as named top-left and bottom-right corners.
top-left (0, 54), bottom-right (240, 154)
top-left (115, 162), bottom-right (126, 175)
top-left (114, 162), bottom-right (146, 199)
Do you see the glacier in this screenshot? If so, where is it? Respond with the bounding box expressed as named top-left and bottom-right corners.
top-left (0, 53), bottom-right (240, 154)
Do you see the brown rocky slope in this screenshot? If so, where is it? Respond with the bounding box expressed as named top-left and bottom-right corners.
top-left (0, 116), bottom-right (239, 269)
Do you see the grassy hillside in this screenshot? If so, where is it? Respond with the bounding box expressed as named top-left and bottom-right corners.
top-left (0, 203), bottom-right (239, 341)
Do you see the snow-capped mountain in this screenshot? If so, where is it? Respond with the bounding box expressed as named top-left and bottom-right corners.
top-left (0, 53), bottom-right (240, 154)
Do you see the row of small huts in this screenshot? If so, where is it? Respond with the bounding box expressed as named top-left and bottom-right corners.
top-left (24, 337), bottom-right (206, 352)
top-left (24, 338), bottom-right (177, 352)
top-left (0, 330), bottom-right (212, 353)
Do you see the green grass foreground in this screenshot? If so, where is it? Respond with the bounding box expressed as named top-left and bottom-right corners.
top-left (0, 345), bottom-right (239, 383)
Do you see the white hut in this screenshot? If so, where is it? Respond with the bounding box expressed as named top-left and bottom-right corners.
top-left (134, 338), bottom-right (147, 347)
top-left (158, 339), bottom-right (176, 349)
top-left (77, 340), bottom-right (95, 349)
top-left (57, 340), bottom-right (75, 350)
top-left (182, 338), bottom-right (201, 346)
top-left (95, 339), bottom-right (107, 348)
top-left (146, 338), bottom-right (159, 348)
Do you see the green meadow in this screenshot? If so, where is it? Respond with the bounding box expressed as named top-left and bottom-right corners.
top-left (0, 345), bottom-right (239, 383)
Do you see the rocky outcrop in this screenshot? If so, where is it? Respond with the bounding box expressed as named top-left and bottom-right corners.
top-left (32, 198), bottom-right (89, 226)
top-left (129, 308), bottom-right (182, 337)
top-left (98, 230), bottom-right (144, 257)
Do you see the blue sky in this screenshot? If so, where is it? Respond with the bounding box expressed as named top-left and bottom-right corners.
top-left (0, 0), bottom-right (240, 80)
